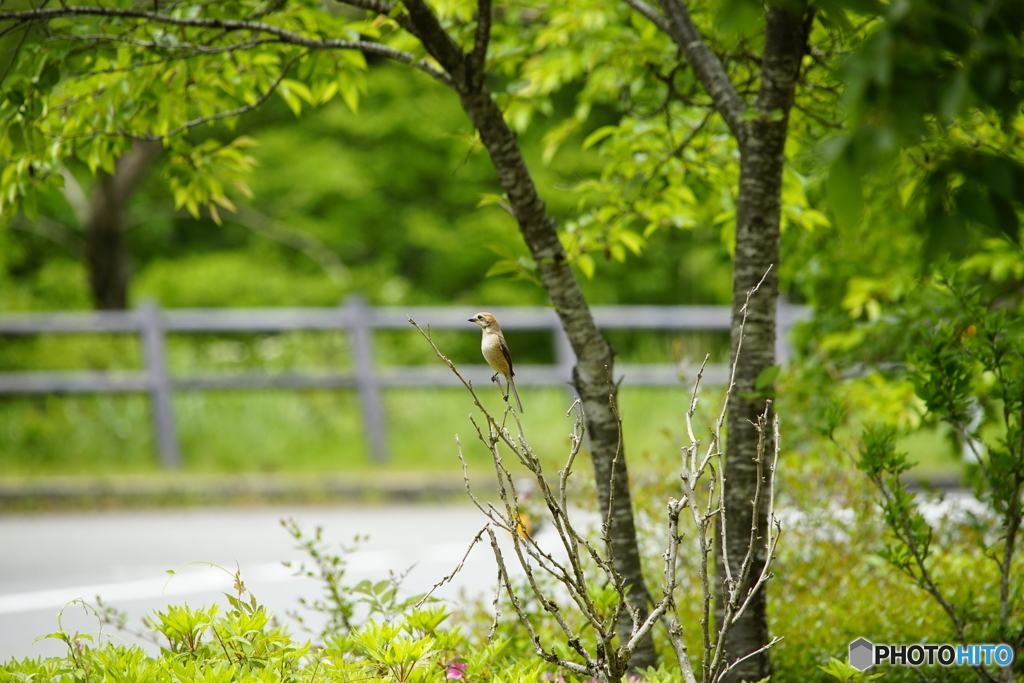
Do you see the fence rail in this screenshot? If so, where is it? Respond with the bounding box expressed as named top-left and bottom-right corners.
top-left (0, 297), bottom-right (811, 467)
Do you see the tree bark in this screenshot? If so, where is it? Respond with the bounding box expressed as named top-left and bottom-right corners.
top-left (399, 0), bottom-right (658, 671)
top-left (460, 90), bottom-right (655, 673)
top-left (85, 140), bottom-right (161, 310)
top-left (718, 6), bottom-right (809, 683)
top-left (654, 1), bottom-right (808, 679)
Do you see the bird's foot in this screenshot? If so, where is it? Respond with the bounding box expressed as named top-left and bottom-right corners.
top-left (491, 372), bottom-right (500, 382)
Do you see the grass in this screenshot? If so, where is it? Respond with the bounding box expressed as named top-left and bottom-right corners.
top-left (0, 327), bottom-right (728, 477)
top-left (0, 382), bottom-right (965, 482)
top-left (0, 328), bottom-right (964, 480)
top-left (0, 385), bottom-right (723, 476)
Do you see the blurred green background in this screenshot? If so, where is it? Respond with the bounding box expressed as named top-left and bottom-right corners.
top-left (0, 63), bottom-right (754, 477)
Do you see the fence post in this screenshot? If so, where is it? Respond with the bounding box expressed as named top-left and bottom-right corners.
top-left (776, 298), bottom-right (809, 365)
top-left (345, 295), bottom-right (388, 464)
top-left (552, 318), bottom-right (578, 401)
top-left (139, 301), bottom-right (181, 468)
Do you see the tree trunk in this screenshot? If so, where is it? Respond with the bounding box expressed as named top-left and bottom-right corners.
top-left (85, 140), bottom-right (161, 310)
top-left (398, 0), bottom-right (658, 670)
top-left (717, 6), bottom-right (809, 683)
top-left (656, 1), bottom-right (808, 675)
top-left (458, 83), bottom-right (659, 678)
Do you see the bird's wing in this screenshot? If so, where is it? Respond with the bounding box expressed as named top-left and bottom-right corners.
top-left (499, 334), bottom-right (515, 377)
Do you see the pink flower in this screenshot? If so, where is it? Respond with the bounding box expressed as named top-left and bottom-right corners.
top-left (445, 659), bottom-right (467, 679)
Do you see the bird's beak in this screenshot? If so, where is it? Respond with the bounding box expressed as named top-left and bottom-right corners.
top-left (468, 318), bottom-right (475, 323)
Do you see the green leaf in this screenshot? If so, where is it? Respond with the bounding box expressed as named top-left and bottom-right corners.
top-left (477, 193), bottom-right (507, 208)
top-left (938, 71), bottom-right (967, 122)
top-left (826, 151), bottom-right (864, 227)
top-left (714, 0), bottom-right (762, 42)
top-left (252, 53), bottom-right (281, 66)
top-left (582, 125), bottom-right (617, 150)
top-left (277, 81), bottom-right (304, 116)
top-left (21, 188), bottom-right (38, 222)
top-left (485, 259), bottom-right (520, 277)
top-left (338, 72), bottom-right (361, 113)
top-left (35, 63), bottom-right (61, 94)
top-left (617, 230), bottom-right (644, 255)
top-left (576, 253), bottom-right (595, 279)
top-left (754, 365), bottom-right (781, 390)
top-left (739, 108), bottom-right (760, 122)
top-left (505, 79), bottom-right (531, 94)
top-left (991, 194), bottom-right (1020, 243)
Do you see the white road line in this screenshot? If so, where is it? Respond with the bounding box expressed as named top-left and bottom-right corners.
top-left (0, 563), bottom-right (299, 615)
top-left (0, 544), bottom-right (497, 615)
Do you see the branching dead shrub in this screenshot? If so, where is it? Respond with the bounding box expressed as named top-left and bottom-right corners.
top-left (407, 281), bottom-right (783, 683)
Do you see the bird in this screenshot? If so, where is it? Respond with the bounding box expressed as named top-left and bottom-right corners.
top-left (468, 312), bottom-right (524, 413)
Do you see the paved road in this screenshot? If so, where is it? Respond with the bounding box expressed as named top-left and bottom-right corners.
top-left (0, 504), bottom-right (505, 661)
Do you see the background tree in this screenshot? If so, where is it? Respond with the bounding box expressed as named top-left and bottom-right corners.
top-left (0, 0), bottom-right (660, 669)
top-left (80, 141), bottom-right (162, 310)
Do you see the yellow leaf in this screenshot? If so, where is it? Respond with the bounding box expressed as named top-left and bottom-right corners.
top-left (582, 125), bottom-right (617, 150)
top-left (477, 193), bottom-right (507, 207)
top-left (229, 136), bottom-right (259, 149)
top-left (213, 195), bottom-right (237, 212)
top-left (576, 253), bottom-right (595, 279)
top-left (617, 230), bottom-right (645, 255)
top-left (280, 79), bottom-right (314, 104)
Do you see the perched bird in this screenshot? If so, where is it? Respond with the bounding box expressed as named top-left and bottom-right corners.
top-left (468, 312), bottom-right (524, 413)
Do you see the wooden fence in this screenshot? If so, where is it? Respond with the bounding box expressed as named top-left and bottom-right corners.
top-left (0, 297), bottom-right (811, 467)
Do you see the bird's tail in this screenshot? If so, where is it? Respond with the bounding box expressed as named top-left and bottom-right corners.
top-left (509, 377), bottom-right (524, 413)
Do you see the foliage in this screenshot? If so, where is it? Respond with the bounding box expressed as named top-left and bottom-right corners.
top-left (282, 519), bottom-right (436, 645)
top-left (1, 0), bottom-right (1022, 678)
top-left (0, 58), bottom-right (727, 316)
top-left (827, 0), bottom-right (1024, 250)
top-left (624, 425), bottom-right (987, 683)
top-left (850, 280), bottom-right (1024, 682)
top-left (3, 429), bottom-right (1021, 683)
top-left (3, 450), bottom-right (1012, 683)
top-left (819, 657), bottom-right (883, 683)
top-left (0, 578), bottom-right (524, 683)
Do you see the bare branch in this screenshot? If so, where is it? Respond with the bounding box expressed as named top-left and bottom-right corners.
top-left (486, 527), bottom-right (592, 675)
top-left (666, 618), bottom-right (699, 683)
top-left (657, 0), bottom-right (748, 143)
top-left (46, 32), bottom-right (281, 56)
top-left (413, 526), bottom-right (488, 609)
top-left (126, 50), bottom-right (307, 140)
top-left (412, 273), bottom-right (785, 682)
top-left (468, 0), bottom-right (492, 85)
top-left (399, 0), bottom-right (467, 81)
top-left (716, 636), bottom-right (784, 682)
top-left (336, 0), bottom-right (418, 34)
top-left (9, 216), bottom-right (85, 256)
top-left (0, 24), bottom-right (29, 89)
top-left (233, 206), bottom-right (351, 285)
top-left (622, 0), bottom-right (670, 33)
top-left (0, 5), bottom-right (453, 86)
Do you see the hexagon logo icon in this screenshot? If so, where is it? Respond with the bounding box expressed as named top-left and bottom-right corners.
top-left (849, 638), bottom-right (874, 671)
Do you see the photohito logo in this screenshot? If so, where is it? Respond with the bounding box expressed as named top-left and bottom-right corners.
top-left (849, 638), bottom-right (1015, 671)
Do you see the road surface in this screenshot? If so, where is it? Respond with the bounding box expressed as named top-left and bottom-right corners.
top-left (2, 492), bottom-right (983, 663)
top-left (0, 504), bottom-right (505, 661)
